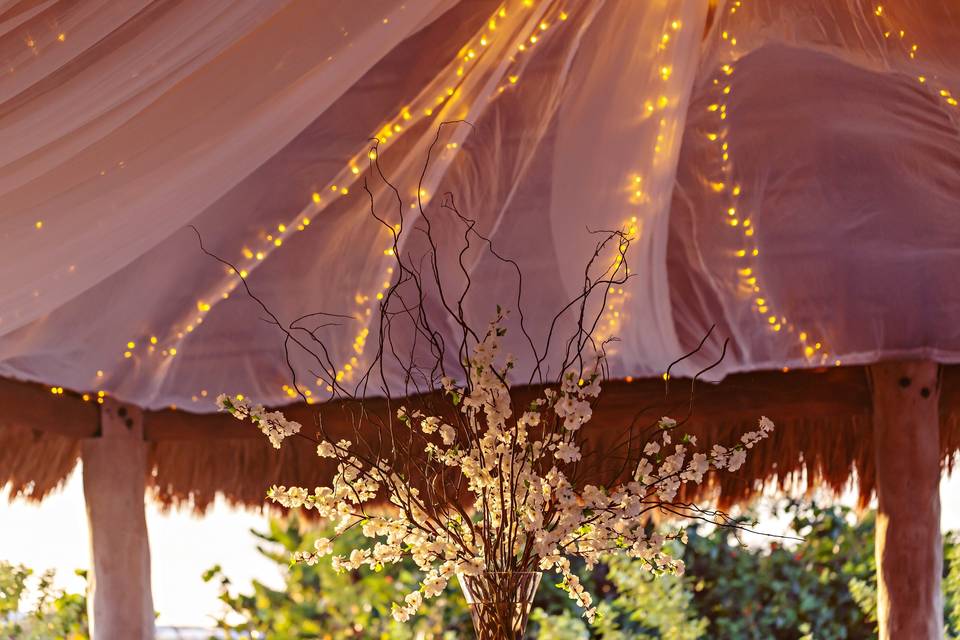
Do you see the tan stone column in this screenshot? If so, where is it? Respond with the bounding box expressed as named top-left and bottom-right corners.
top-left (870, 361), bottom-right (942, 640)
top-left (81, 399), bottom-right (155, 639)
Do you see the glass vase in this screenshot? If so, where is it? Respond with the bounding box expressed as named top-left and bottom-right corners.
top-left (458, 571), bottom-right (542, 640)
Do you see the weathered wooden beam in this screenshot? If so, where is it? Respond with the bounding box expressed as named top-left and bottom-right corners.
top-left (82, 399), bottom-right (155, 640)
top-left (7, 364), bottom-right (960, 442)
top-left (870, 361), bottom-right (943, 640)
top-left (0, 376), bottom-right (97, 438)
top-left (141, 367), bottom-right (872, 440)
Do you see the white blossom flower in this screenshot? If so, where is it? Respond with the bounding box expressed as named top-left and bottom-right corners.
top-left (313, 537), bottom-right (333, 556)
top-left (439, 424), bottom-right (456, 445)
top-left (391, 603), bottom-right (411, 622)
top-left (422, 572), bottom-right (447, 597)
top-left (727, 449), bottom-right (748, 471)
top-left (554, 441), bottom-right (582, 463)
top-left (682, 453), bottom-right (709, 484)
top-left (420, 416), bottom-right (440, 434)
top-left (316, 441), bottom-right (336, 458)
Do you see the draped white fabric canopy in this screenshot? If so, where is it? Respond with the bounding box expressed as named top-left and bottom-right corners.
top-left (1, 0), bottom-right (958, 411)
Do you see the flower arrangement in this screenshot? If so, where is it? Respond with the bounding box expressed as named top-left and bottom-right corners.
top-left (217, 318), bottom-right (773, 627)
top-left (207, 133), bottom-right (775, 638)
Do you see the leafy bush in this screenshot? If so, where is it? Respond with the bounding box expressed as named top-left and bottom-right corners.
top-left (680, 501), bottom-right (877, 639)
top-left (6, 500), bottom-right (958, 639)
top-left (0, 562), bottom-right (87, 639)
top-left (210, 501), bottom-right (960, 639)
top-left (202, 516), bottom-right (471, 639)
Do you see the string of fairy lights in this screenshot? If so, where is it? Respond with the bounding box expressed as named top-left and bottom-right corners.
top-left (872, 5), bottom-right (960, 114)
top-left (41, 2), bottom-right (956, 405)
top-left (50, 0), bottom-right (575, 408)
top-left (595, 17), bottom-right (687, 357)
top-left (701, 0), bottom-right (838, 371)
top-left (699, 1), bottom-right (957, 372)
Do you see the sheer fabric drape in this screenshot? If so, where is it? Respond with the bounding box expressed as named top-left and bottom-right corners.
top-left (0, 0), bottom-right (958, 409)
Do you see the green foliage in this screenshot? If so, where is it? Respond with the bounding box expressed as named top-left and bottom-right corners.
top-left (680, 501), bottom-right (877, 639)
top-left (210, 502), bottom-right (960, 639)
top-left (202, 515), bottom-right (470, 639)
top-left (944, 534), bottom-right (960, 637)
top-left (0, 562), bottom-right (87, 640)
top-left (596, 554), bottom-right (708, 640)
top-left (529, 607), bottom-right (590, 640)
top-left (526, 554), bottom-right (706, 640)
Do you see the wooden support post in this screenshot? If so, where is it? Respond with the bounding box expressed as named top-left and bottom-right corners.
top-left (870, 360), bottom-right (942, 640)
top-left (81, 399), bottom-right (155, 639)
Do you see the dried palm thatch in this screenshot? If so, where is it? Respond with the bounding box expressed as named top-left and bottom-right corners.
top-left (0, 377), bottom-right (94, 500)
top-left (2, 364), bottom-right (958, 512)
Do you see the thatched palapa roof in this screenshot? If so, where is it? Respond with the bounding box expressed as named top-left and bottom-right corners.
top-left (4, 365), bottom-right (959, 512)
